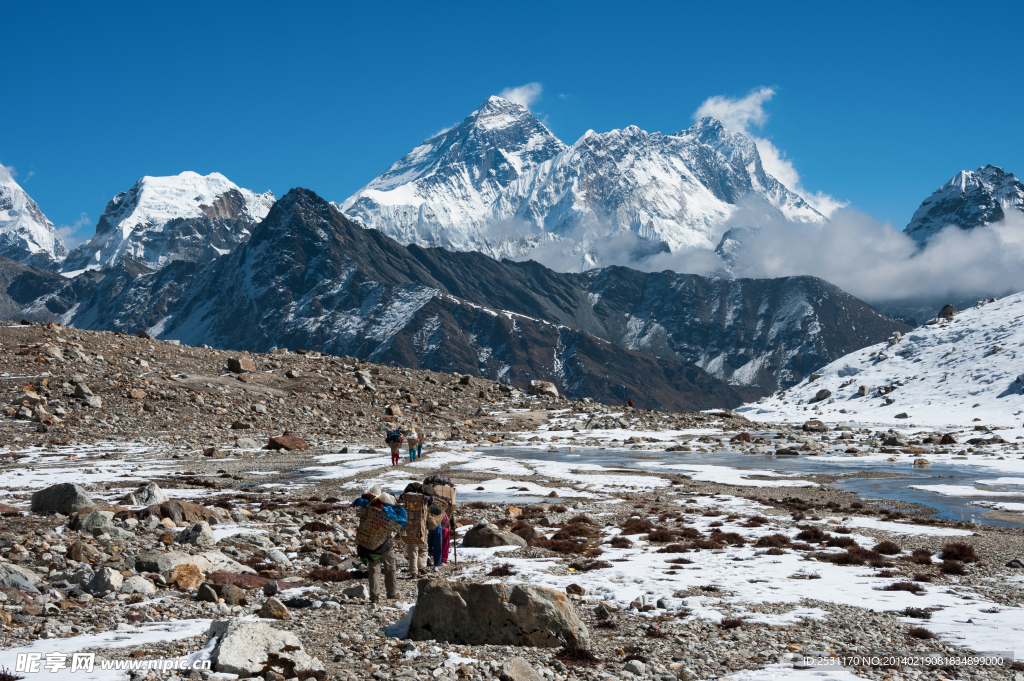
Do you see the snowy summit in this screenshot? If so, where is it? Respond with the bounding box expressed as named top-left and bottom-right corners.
top-left (340, 97), bottom-right (823, 265)
top-left (904, 165), bottom-right (1024, 243)
top-left (0, 163), bottom-right (67, 268)
top-left (62, 171), bottom-right (275, 273)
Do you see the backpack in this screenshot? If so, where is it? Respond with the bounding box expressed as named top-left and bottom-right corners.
top-left (385, 431), bottom-right (404, 445)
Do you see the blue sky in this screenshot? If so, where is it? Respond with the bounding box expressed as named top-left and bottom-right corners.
top-left (3, 0), bottom-right (1023, 245)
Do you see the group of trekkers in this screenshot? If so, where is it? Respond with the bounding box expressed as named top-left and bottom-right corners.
top-left (351, 475), bottom-right (456, 602)
top-left (385, 428), bottom-right (424, 465)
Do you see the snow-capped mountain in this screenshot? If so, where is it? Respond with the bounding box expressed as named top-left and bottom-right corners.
top-left (340, 97), bottom-right (822, 264)
top-left (62, 171), bottom-right (275, 273)
top-left (904, 165), bottom-right (1024, 243)
top-left (738, 295), bottom-right (1024, 427)
top-left (0, 165), bottom-right (67, 268)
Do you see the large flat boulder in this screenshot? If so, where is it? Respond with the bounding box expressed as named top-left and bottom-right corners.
top-left (462, 523), bottom-right (528, 548)
top-left (141, 499), bottom-right (225, 525)
top-left (408, 580), bottom-right (589, 648)
top-left (206, 619), bottom-right (323, 677)
top-left (134, 550), bottom-right (255, 575)
top-left (30, 483), bottom-right (93, 515)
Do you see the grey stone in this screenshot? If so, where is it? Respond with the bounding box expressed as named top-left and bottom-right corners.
top-left (462, 523), bottom-right (528, 549)
top-left (882, 431), bottom-right (910, 447)
top-left (342, 584), bottom-right (369, 600)
top-left (31, 483), bottom-right (94, 515)
top-left (624, 659), bottom-right (647, 676)
top-left (120, 576), bottom-right (156, 595)
top-left (266, 549), bottom-right (291, 565)
top-left (236, 437), bottom-right (259, 449)
top-left (527, 380), bottom-right (559, 399)
top-left (206, 619), bottom-right (323, 677)
top-left (408, 580), bottom-right (589, 648)
top-left (87, 567), bottom-right (123, 594)
top-left (73, 383), bottom-right (94, 398)
top-left (128, 482), bottom-right (169, 506)
top-left (0, 564), bottom-right (40, 593)
top-left (177, 521), bottom-right (216, 548)
top-left (74, 510), bottom-right (114, 534)
top-left (500, 658), bottom-right (543, 681)
top-left (83, 395), bottom-right (103, 409)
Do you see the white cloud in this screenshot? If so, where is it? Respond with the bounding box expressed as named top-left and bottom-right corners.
top-left (693, 88), bottom-right (848, 218)
top-left (56, 212), bottom-right (92, 250)
top-left (0, 164), bottom-right (15, 183)
top-left (499, 82), bottom-right (543, 109)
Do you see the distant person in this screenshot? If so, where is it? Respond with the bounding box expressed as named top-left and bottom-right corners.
top-left (352, 485), bottom-right (406, 603)
top-left (627, 398), bottom-right (634, 407)
top-left (385, 430), bottom-right (403, 465)
top-left (406, 429), bottom-right (424, 461)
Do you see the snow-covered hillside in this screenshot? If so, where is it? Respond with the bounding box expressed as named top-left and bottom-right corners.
top-left (0, 164), bottom-right (67, 268)
top-left (904, 165), bottom-right (1024, 243)
top-left (738, 294), bottom-right (1024, 427)
top-left (62, 171), bottom-right (274, 273)
top-left (340, 97), bottom-right (822, 264)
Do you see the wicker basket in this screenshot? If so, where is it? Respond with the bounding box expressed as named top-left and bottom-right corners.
top-left (356, 505), bottom-right (399, 551)
top-left (401, 493), bottom-right (427, 544)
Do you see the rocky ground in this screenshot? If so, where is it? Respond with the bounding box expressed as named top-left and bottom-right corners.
top-left (1, 321), bottom-right (1023, 681)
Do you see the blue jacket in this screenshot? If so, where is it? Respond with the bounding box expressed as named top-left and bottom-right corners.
top-left (353, 497), bottom-right (407, 529)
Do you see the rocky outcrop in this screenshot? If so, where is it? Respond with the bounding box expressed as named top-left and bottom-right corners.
top-left (462, 522), bottom-right (528, 548)
top-left (206, 619), bottom-right (323, 677)
top-left (408, 580), bottom-right (589, 647)
top-left (30, 483), bottom-right (94, 515)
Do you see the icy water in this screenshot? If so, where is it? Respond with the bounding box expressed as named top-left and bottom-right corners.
top-left (480, 446), bottom-right (1024, 528)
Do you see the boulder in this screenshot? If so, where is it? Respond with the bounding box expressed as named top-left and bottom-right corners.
top-left (72, 510), bottom-right (114, 534)
top-left (128, 482), bottom-right (168, 506)
top-left (462, 523), bottom-right (528, 548)
top-left (342, 584), bottom-right (369, 600)
top-left (203, 447), bottom-right (224, 458)
top-left (857, 385), bottom-right (870, 396)
top-left (527, 380), bottom-right (559, 399)
top-left (120, 576), bottom-right (157, 595)
top-left (141, 499), bottom-right (224, 525)
top-left (259, 597), bottom-right (290, 620)
top-left (801, 420), bottom-right (828, 433)
top-left (500, 658), bottom-right (544, 681)
top-left (236, 437), bottom-right (260, 449)
top-left (938, 304), bottom-right (958, 319)
top-left (197, 584), bottom-right (219, 602)
top-left (0, 563), bottom-right (40, 593)
top-left (177, 521), bottom-right (216, 548)
top-left (87, 567), bottom-right (123, 594)
top-left (882, 432), bottom-right (910, 447)
top-left (624, 660), bottom-right (647, 676)
top-left (408, 580), bottom-right (589, 648)
top-left (68, 541), bottom-right (99, 562)
top-left (385, 404), bottom-right (403, 417)
top-left (208, 573), bottom-right (299, 590)
top-left (565, 584), bottom-right (585, 596)
top-left (228, 357), bottom-right (257, 373)
top-left (940, 433), bottom-right (958, 445)
top-left (267, 434), bottom-right (309, 451)
top-left (218, 583), bottom-right (248, 606)
top-left (31, 483), bottom-right (94, 515)
top-left (812, 389), bottom-right (832, 403)
top-left (206, 619), bottom-right (323, 677)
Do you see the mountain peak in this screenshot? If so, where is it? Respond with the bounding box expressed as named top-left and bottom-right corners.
top-left (905, 165), bottom-right (1024, 243)
top-left (62, 170), bottom-right (275, 273)
top-left (0, 164), bottom-right (67, 268)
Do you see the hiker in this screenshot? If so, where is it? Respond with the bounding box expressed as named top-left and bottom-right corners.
top-left (399, 483), bottom-right (428, 578)
top-left (385, 430), bottom-right (403, 466)
top-left (626, 397), bottom-right (634, 407)
top-left (352, 485), bottom-right (406, 603)
top-left (426, 502), bottom-right (448, 569)
top-left (406, 428), bottom-right (424, 461)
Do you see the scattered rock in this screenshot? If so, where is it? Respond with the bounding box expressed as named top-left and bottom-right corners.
top-left (167, 564), bottom-right (205, 589)
top-left (206, 619), bottom-right (323, 677)
top-left (342, 584), bottom-right (369, 600)
top-left (565, 584), bottom-right (585, 596)
top-left (462, 523), bottom-right (528, 548)
top-left (500, 658), bottom-right (544, 681)
top-left (120, 575), bottom-right (157, 595)
top-left (86, 567), bottom-right (124, 594)
top-left (259, 597), bottom-right (290, 620)
top-left (527, 380), bottom-right (559, 399)
top-left (236, 437), bottom-right (259, 449)
top-left (267, 434), bottom-right (309, 451)
top-left (228, 357), bottom-right (257, 373)
top-left (177, 521), bottom-right (216, 547)
top-left (802, 420), bottom-right (827, 433)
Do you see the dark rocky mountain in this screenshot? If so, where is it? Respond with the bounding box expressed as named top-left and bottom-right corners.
top-left (904, 165), bottom-right (1024, 243)
top-left (0, 188), bottom-right (909, 410)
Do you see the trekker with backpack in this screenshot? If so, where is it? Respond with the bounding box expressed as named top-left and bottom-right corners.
top-left (352, 485), bottom-right (406, 603)
top-left (385, 430), bottom-right (403, 465)
top-left (406, 429), bottom-right (424, 462)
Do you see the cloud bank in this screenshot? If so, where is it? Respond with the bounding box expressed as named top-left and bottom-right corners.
top-left (56, 212), bottom-right (92, 250)
top-left (693, 88), bottom-right (848, 218)
top-left (499, 82), bottom-right (542, 109)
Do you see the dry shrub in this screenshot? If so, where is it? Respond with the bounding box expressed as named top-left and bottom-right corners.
top-left (940, 543), bottom-right (978, 562)
top-left (487, 563), bottom-right (517, 577)
top-left (555, 648), bottom-right (601, 665)
top-left (0, 669), bottom-right (26, 681)
top-left (596, 620), bottom-right (618, 630)
top-left (609, 536), bottom-right (633, 548)
top-left (874, 541), bottom-right (902, 555)
top-left (884, 581), bottom-right (925, 593)
top-left (691, 539), bottom-right (723, 550)
top-left (832, 526), bottom-right (852, 534)
top-left (665, 557), bottom-right (693, 564)
top-left (909, 549), bottom-right (933, 565)
top-left (902, 607), bottom-right (931, 619)
top-left (644, 628), bottom-right (668, 638)
top-left (549, 505), bottom-right (568, 513)
top-left (913, 573), bottom-right (933, 582)
top-left (755, 534), bottom-right (791, 548)
top-left (765, 547), bottom-right (786, 556)
top-left (314, 504), bottom-right (342, 514)
top-left (300, 521), bottom-right (332, 533)
top-left (869, 558), bottom-right (895, 569)
top-left (568, 514), bottom-right (595, 525)
top-left (620, 517), bottom-right (655, 535)
top-left (677, 527), bottom-right (703, 540)
top-left (795, 526), bottom-right (829, 543)
top-left (940, 560), bottom-right (966, 576)
top-left (465, 501), bottom-right (491, 509)
top-left (553, 523), bottom-right (600, 540)
top-left (645, 528), bottom-right (677, 542)
top-left (510, 521), bottom-right (538, 541)
top-left (720, 617), bottom-right (744, 629)
top-left (850, 501), bottom-right (864, 509)
top-left (825, 536), bottom-right (858, 549)
top-left (699, 585), bottom-right (720, 592)
top-left (709, 530), bottom-right (746, 546)
top-left (568, 560), bottom-right (612, 572)
top-left (656, 544), bottom-right (689, 554)
top-left (907, 627), bottom-right (936, 639)
top-left (307, 567), bottom-right (351, 582)
top-left (531, 538), bottom-right (588, 554)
